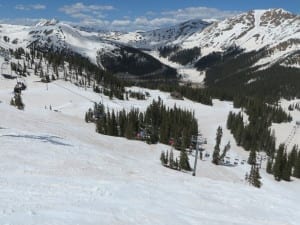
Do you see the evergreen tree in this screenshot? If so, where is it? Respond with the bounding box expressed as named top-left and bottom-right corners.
top-left (165, 150), bottom-right (169, 166)
top-left (169, 148), bottom-right (174, 169)
top-left (293, 151), bottom-right (300, 178)
top-left (174, 158), bottom-right (179, 170)
top-left (282, 151), bottom-right (292, 182)
top-left (111, 110), bottom-right (118, 136)
top-left (179, 150), bottom-right (191, 171)
top-left (266, 158), bottom-right (273, 174)
top-left (212, 126), bottom-right (223, 165)
top-left (85, 112), bottom-right (89, 123)
top-left (247, 165), bottom-right (262, 188)
top-left (160, 151), bottom-right (166, 165)
top-left (248, 149), bottom-right (257, 165)
top-left (289, 145), bottom-right (298, 170)
top-left (273, 144), bottom-right (285, 181)
top-left (124, 121), bottom-right (134, 139)
top-left (253, 166), bottom-right (262, 188)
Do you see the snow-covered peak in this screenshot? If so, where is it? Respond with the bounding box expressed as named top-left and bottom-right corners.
top-left (178, 8), bottom-right (300, 67)
top-left (99, 19), bottom-right (211, 49)
top-left (35, 19), bottom-right (59, 27)
top-left (1, 8), bottom-right (299, 76)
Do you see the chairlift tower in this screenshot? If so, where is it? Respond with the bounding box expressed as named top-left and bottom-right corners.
top-left (192, 133), bottom-right (207, 176)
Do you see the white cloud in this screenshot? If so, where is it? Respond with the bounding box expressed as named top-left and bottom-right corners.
top-left (111, 20), bottom-right (131, 27)
top-left (101, 6), bottom-right (240, 31)
top-left (79, 19), bottom-right (110, 28)
top-left (131, 17), bottom-right (177, 28)
top-left (133, 17), bottom-right (149, 26)
top-left (59, 2), bottom-right (114, 29)
top-left (59, 2), bottom-right (114, 17)
top-left (15, 4), bottom-right (46, 11)
top-left (68, 13), bottom-right (91, 20)
top-left (161, 7), bottom-right (240, 21)
top-left (148, 18), bottom-right (177, 27)
top-left (6, 5), bottom-right (240, 31)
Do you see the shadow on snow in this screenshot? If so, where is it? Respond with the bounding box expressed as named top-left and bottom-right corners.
top-left (1, 134), bottom-right (72, 147)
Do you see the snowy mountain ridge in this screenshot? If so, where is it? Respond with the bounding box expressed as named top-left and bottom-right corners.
top-left (0, 8), bottom-right (299, 82)
top-left (103, 9), bottom-right (300, 71)
top-left (182, 9), bottom-right (300, 63)
top-left (0, 21), bottom-right (178, 81)
top-left (0, 22), bottom-right (118, 65)
top-left (99, 19), bottom-right (211, 49)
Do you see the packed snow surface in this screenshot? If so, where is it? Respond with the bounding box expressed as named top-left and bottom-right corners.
top-left (0, 73), bottom-right (300, 225)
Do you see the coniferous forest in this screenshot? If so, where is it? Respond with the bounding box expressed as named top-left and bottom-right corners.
top-left (226, 100), bottom-right (291, 155)
top-left (85, 98), bottom-right (198, 148)
top-left (266, 144), bottom-right (300, 182)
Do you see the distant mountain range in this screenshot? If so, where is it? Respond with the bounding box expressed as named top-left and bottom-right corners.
top-left (0, 8), bottom-right (299, 84)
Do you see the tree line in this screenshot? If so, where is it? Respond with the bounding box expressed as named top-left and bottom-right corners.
top-left (267, 144), bottom-right (300, 182)
top-left (160, 148), bottom-right (192, 171)
top-left (85, 98), bottom-right (198, 148)
top-left (227, 97), bottom-right (291, 155)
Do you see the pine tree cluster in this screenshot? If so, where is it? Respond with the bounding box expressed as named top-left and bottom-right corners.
top-left (201, 47), bottom-right (300, 103)
top-left (160, 148), bottom-right (192, 171)
top-left (288, 103), bottom-right (300, 111)
top-left (169, 47), bottom-right (201, 65)
top-left (9, 45), bottom-right (126, 99)
top-left (267, 144), bottom-right (300, 181)
top-left (227, 111), bottom-right (281, 155)
top-left (127, 90), bottom-right (147, 100)
top-left (86, 98), bottom-right (198, 147)
top-left (146, 84), bottom-right (213, 106)
top-left (8, 46), bottom-right (126, 99)
top-left (212, 126), bottom-right (231, 165)
top-left (158, 46), bottom-right (180, 58)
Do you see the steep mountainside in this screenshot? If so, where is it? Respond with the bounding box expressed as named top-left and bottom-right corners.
top-left (182, 9), bottom-right (300, 68)
top-left (0, 21), bottom-right (177, 82)
top-left (1, 9), bottom-right (300, 85)
top-left (96, 9), bottom-right (300, 86)
top-left (99, 9), bottom-right (300, 70)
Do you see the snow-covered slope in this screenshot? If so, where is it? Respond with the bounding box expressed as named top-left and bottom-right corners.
top-left (98, 9), bottom-right (300, 70)
top-left (98, 9), bottom-right (300, 81)
top-left (0, 21), bottom-right (177, 79)
top-left (0, 66), bottom-right (300, 224)
top-left (0, 21), bottom-right (118, 65)
top-left (182, 9), bottom-right (300, 68)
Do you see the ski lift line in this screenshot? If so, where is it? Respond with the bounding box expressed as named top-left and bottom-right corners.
top-left (52, 82), bottom-right (97, 103)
